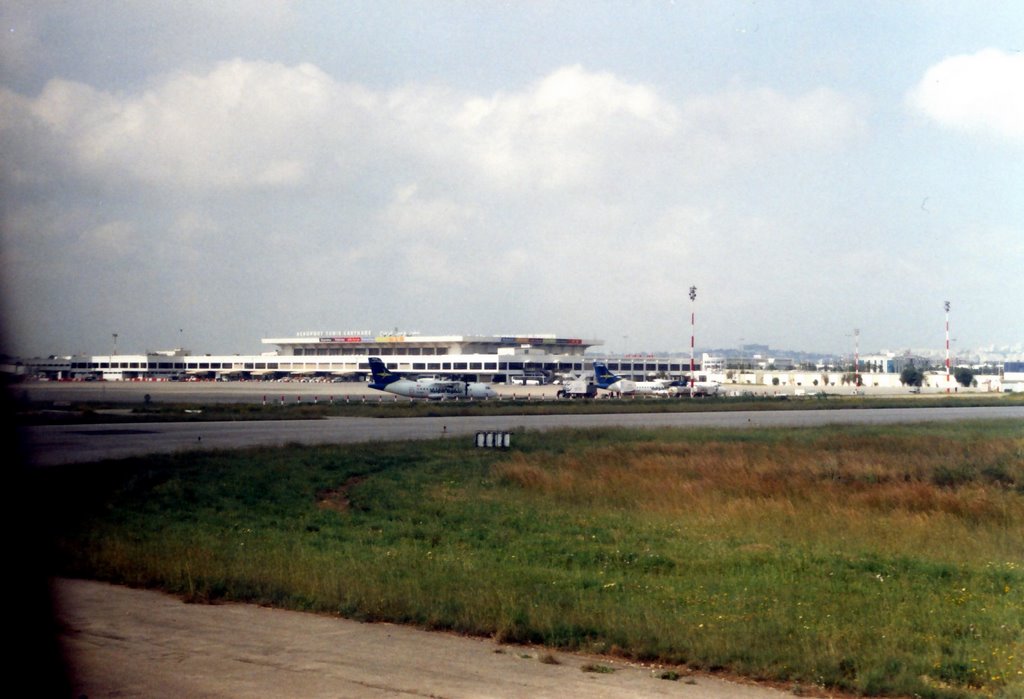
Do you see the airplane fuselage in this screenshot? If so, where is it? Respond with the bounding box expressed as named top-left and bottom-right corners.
top-left (373, 378), bottom-right (496, 400)
top-left (610, 379), bottom-right (668, 395)
top-left (367, 359), bottom-right (497, 399)
top-left (593, 361), bottom-right (718, 397)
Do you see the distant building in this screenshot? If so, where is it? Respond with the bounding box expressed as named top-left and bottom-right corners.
top-left (859, 353), bottom-right (922, 375)
top-left (1003, 361), bottom-right (1024, 391)
top-left (14, 331), bottom-right (706, 383)
top-left (13, 332), bottom-right (1016, 389)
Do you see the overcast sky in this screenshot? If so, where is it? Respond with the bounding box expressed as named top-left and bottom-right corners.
top-left (1, 1), bottom-right (1021, 358)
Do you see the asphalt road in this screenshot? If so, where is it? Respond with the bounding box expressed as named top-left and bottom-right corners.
top-left (22, 404), bottom-right (1024, 467)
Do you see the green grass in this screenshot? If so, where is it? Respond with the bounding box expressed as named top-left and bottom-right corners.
top-left (42, 420), bottom-right (1024, 698)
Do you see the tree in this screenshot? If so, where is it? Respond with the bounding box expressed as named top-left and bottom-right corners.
top-left (900, 367), bottom-right (925, 387)
top-left (954, 367), bottom-right (975, 388)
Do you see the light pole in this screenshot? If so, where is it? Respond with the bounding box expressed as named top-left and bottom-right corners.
top-left (944, 301), bottom-right (951, 393)
top-left (853, 328), bottom-right (860, 390)
top-left (689, 286), bottom-right (697, 397)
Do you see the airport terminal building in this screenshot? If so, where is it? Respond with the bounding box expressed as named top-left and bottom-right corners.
top-left (19, 331), bottom-right (707, 384)
top-left (18, 331), bottom-right (1016, 391)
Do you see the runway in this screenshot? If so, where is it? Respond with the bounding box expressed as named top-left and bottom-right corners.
top-left (22, 404), bottom-right (1024, 466)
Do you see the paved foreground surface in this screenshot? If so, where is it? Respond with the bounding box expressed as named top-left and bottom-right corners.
top-left (56, 578), bottom-right (791, 699)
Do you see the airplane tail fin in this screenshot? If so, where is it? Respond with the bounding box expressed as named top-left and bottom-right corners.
top-left (368, 357), bottom-right (401, 389)
top-left (592, 362), bottom-right (619, 389)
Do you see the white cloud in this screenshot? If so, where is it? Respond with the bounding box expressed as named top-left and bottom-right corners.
top-left (446, 65), bottom-right (680, 190)
top-left (381, 184), bottom-right (480, 241)
top-left (1, 61), bottom-right (864, 196)
top-left (1, 61), bottom-right (873, 354)
top-left (679, 86), bottom-right (866, 174)
top-left (82, 220), bottom-right (138, 255)
top-left (7, 60), bottom-right (374, 190)
top-left (908, 48), bottom-right (1024, 146)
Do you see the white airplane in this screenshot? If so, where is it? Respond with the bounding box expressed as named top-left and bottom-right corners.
top-left (592, 362), bottom-right (671, 395)
top-left (670, 379), bottom-right (721, 397)
top-left (593, 362), bottom-right (720, 397)
top-left (368, 357), bottom-right (497, 400)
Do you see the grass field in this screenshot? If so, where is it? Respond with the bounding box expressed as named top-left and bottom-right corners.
top-left (44, 420), bottom-right (1023, 697)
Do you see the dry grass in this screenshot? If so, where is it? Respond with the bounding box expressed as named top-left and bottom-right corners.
top-left (492, 432), bottom-right (1024, 560)
top-left (494, 434), bottom-right (1022, 508)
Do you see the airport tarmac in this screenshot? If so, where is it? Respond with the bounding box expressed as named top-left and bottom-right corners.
top-left (13, 375), bottom-right (999, 407)
top-left (16, 377), bottom-right (1023, 469)
top-left (21, 403), bottom-right (1024, 467)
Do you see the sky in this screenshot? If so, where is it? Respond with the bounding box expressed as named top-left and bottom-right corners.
top-left (1, 1), bottom-right (1022, 359)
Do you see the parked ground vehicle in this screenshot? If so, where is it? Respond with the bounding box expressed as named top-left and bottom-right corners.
top-left (510, 370), bottom-right (549, 385)
top-left (556, 378), bottom-right (597, 399)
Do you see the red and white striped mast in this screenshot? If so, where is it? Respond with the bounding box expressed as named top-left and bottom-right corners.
top-left (944, 300), bottom-right (951, 393)
top-left (689, 285), bottom-right (697, 397)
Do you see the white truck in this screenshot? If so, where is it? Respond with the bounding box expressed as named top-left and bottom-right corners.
top-left (556, 378), bottom-right (597, 399)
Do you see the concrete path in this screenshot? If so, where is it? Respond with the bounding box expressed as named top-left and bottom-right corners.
top-left (55, 579), bottom-right (793, 699)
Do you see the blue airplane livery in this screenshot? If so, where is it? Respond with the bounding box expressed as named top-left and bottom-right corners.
top-left (368, 357), bottom-right (497, 400)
